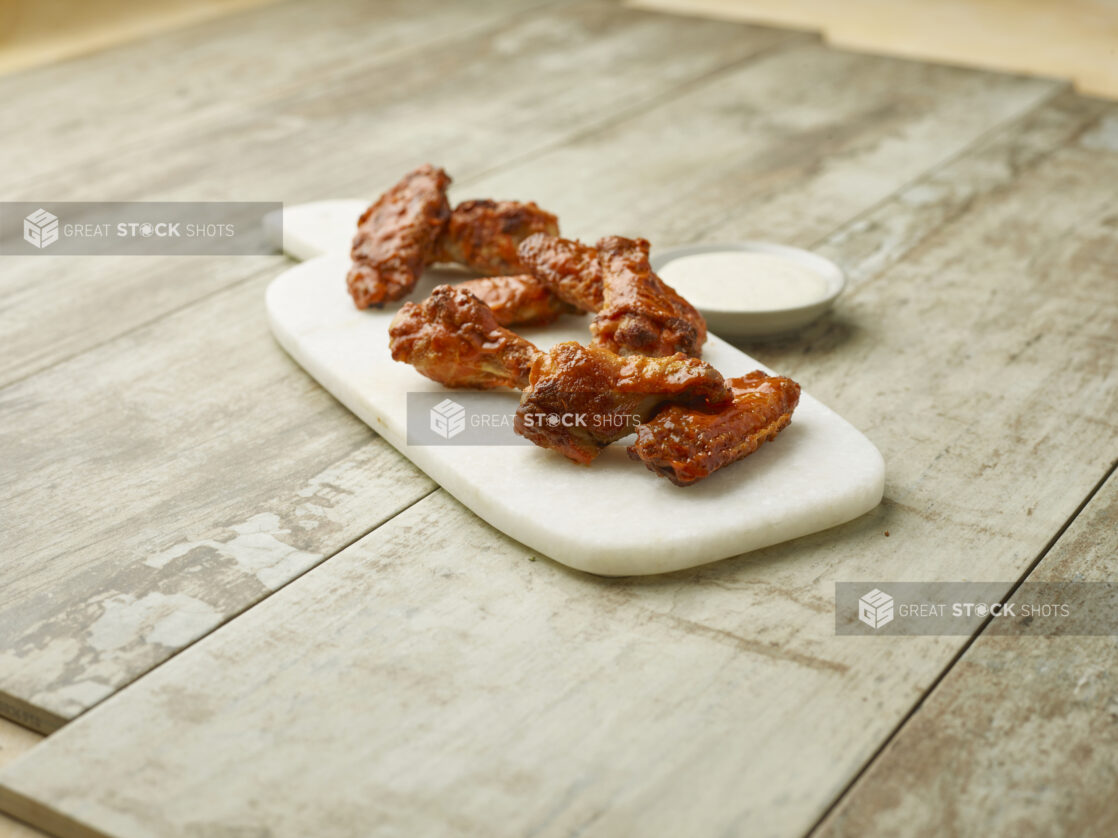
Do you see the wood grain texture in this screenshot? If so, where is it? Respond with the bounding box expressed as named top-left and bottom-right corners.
top-left (628, 0), bottom-right (1118, 98)
top-left (2, 88), bottom-right (1116, 837)
top-left (0, 0), bottom-right (280, 76)
top-left (0, 1), bottom-right (1064, 732)
top-left (0, 0), bottom-right (797, 389)
top-left (0, 0), bottom-right (553, 189)
top-left (815, 467), bottom-right (1118, 838)
top-left (461, 42), bottom-right (1059, 246)
top-left (0, 270), bottom-right (437, 731)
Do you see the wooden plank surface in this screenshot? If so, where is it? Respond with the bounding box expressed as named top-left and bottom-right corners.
top-left (627, 0), bottom-right (1118, 99)
top-left (0, 0), bottom-right (794, 389)
top-left (0, 721), bottom-right (44, 838)
top-left (0, 0), bottom-right (554, 189)
top-left (467, 42), bottom-right (1060, 246)
top-left (815, 466), bottom-right (1118, 838)
top-left (0, 2), bottom-right (798, 730)
top-left (0, 269), bottom-right (437, 732)
top-left (0, 0), bottom-right (280, 76)
top-left (0, 4), bottom-right (1064, 732)
top-left (2, 82), bottom-right (1116, 837)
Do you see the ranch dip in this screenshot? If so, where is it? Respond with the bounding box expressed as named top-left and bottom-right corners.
top-left (660, 251), bottom-right (828, 311)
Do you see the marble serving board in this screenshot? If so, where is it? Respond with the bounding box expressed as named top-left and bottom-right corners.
top-left (266, 233), bottom-right (884, 575)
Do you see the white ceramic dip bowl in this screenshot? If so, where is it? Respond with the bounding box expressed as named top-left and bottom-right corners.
top-left (651, 241), bottom-right (845, 340)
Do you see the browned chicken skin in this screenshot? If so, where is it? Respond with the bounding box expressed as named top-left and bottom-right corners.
top-left (517, 233), bottom-right (605, 312)
top-left (629, 371), bottom-right (801, 486)
top-left (515, 342), bottom-right (729, 465)
top-left (453, 274), bottom-right (579, 328)
top-left (347, 164), bottom-right (451, 309)
top-left (517, 234), bottom-right (706, 357)
top-left (388, 286), bottom-right (540, 390)
top-left (433, 199), bottom-right (559, 275)
top-left (362, 167), bottom-right (799, 484)
top-left (593, 236), bottom-right (706, 358)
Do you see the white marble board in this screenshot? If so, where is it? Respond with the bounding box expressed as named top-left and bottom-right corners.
top-left (266, 214), bottom-right (884, 575)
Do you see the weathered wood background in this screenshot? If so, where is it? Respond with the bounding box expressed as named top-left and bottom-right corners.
top-left (0, 1), bottom-right (1115, 836)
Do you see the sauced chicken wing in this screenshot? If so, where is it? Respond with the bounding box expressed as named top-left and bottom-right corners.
top-left (453, 274), bottom-right (578, 328)
top-left (628, 371), bottom-right (800, 486)
top-left (388, 286), bottom-right (540, 390)
top-left (347, 164), bottom-right (451, 309)
top-left (516, 233), bottom-right (605, 312)
top-left (433, 199), bottom-right (559, 275)
top-left (592, 236), bottom-right (706, 358)
top-left (515, 341), bottom-right (729, 465)
top-left (518, 234), bottom-right (706, 357)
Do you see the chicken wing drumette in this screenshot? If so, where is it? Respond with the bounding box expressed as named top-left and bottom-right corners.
top-left (593, 235), bottom-right (706, 358)
top-left (628, 370), bottom-right (801, 486)
top-left (347, 164), bottom-right (451, 309)
top-left (517, 234), bottom-right (706, 357)
top-left (433, 199), bottom-right (559, 275)
top-left (515, 341), bottom-right (729, 465)
top-left (453, 274), bottom-right (578, 328)
top-left (389, 285), bottom-right (540, 390)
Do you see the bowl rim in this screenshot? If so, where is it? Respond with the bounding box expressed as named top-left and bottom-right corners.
top-left (650, 240), bottom-right (846, 315)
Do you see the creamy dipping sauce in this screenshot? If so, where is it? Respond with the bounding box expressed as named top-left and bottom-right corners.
top-left (660, 251), bottom-right (829, 311)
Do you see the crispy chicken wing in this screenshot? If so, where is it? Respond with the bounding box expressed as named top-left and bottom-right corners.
top-left (516, 233), bottom-right (605, 312)
top-left (434, 199), bottom-right (559, 275)
top-left (347, 164), bottom-right (451, 309)
top-left (515, 341), bottom-right (729, 465)
top-left (518, 234), bottom-right (706, 357)
top-left (453, 274), bottom-right (578, 328)
top-left (389, 286), bottom-right (540, 390)
top-left (593, 235), bottom-right (706, 358)
top-left (628, 371), bottom-right (800, 486)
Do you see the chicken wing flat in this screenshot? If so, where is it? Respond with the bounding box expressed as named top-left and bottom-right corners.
top-left (628, 371), bottom-right (801, 486)
top-left (347, 164), bottom-right (451, 309)
top-left (453, 274), bottom-right (578, 328)
top-left (515, 341), bottom-right (729, 465)
top-left (433, 199), bottom-right (559, 275)
top-left (389, 285), bottom-right (540, 390)
top-left (518, 234), bottom-right (706, 358)
top-left (516, 233), bottom-right (605, 312)
top-left (592, 236), bottom-right (706, 358)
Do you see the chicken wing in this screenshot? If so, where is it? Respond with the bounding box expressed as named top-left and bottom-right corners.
top-left (433, 199), bottom-right (559, 275)
top-left (628, 370), bottom-right (800, 486)
top-left (518, 234), bottom-right (706, 357)
top-left (516, 233), bottom-right (605, 312)
top-left (347, 164), bottom-right (451, 309)
top-left (592, 235), bottom-right (706, 358)
top-left (389, 285), bottom-right (540, 390)
top-left (515, 341), bottom-right (729, 465)
top-left (453, 274), bottom-right (578, 328)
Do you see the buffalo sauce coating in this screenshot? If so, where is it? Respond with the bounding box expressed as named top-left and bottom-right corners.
top-left (516, 233), bottom-right (605, 312)
top-left (628, 371), bottom-right (801, 485)
top-left (592, 236), bottom-right (707, 358)
top-left (347, 164), bottom-right (451, 308)
top-left (515, 342), bottom-right (730, 466)
top-left (454, 274), bottom-right (575, 327)
top-left (388, 285), bottom-right (538, 390)
top-left (434, 200), bottom-right (559, 276)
